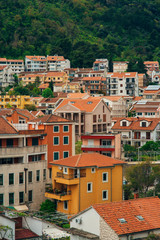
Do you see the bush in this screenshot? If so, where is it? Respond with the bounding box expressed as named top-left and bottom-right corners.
top-left (40, 199), bottom-right (56, 212)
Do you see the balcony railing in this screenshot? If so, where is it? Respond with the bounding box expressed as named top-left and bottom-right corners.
top-left (81, 145), bottom-right (115, 149)
top-left (56, 172), bottom-right (86, 180)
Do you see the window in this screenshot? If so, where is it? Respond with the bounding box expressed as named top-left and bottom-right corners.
top-left (118, 218), bottom-right (127, 223)
top-left (102, 190), bottom-right (108, 200)
top-left (63, 136), bottom-right (69, 145)
top-left (36, 170), bottom-right (40, 181)
top-left (102, 173), bottom-right (108, 182)
top-left (103, 114), bottom-right (106, 122)
top-left (0, 194), bottom-right (3, 205)
top-left (91, 168), bottom-right (95, 173)
top-left (7, 139), bottom-right (13, 148)
top-left (28, 171), bottom-right (32, 183)
top-left (63, 151), bottom-right (69, 158)
top-left (49, 168), bottom-right (52, 179)
top-left (53, 137), bottom-right (59, 145)
top-left (122, 121), bottom-right (127, 126)
top-left (43, 169), bottom-right (46, 180)
top-left (32, 137), bottom-right (38, 146)
top-left (9, 193), bottom-right (14, 204)
top-left (136, 215), bottom-right (144, 221)
top-left (54, 126), bottom-right (59, 132)
top-left (0, 174), bottom-right (3, 185)
top-left (19, 172), bottom-right (24, 184)
top-left (63, 167), bottom-right (68, 174)
top-left (120, 84), bottom-right (123, 87)
top-left (19, 192), bottom-right (24, 204)
top-left (93, 115), bottom-right (97, 123)
top-left (142, 122), bottom-right (146, 127)
top-left (28, 190), bottom-right (33, 202)
top-left (9, 173), bottom-right (14, 185)
top-left (87, 182), bottom-right (92, 192)
top-left (64, 201), bottom-right (68, 210)
top-left (54, 152), bottom-right (59, 160)
top-left (63, 125), bottom-right (69, 132)
top-left (120, 90), bottom-right (123, 93)
top-left (31, 154), bottom-right (41, 162)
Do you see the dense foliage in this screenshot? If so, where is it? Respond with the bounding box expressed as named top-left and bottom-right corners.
top-left (1, 0), bottom-right (160, 67)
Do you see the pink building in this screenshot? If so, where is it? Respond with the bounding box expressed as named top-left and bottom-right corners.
top-left (81, 133), bottom-right (121, 159)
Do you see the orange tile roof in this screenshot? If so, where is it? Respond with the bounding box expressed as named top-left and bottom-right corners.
top-left (45, 71), bottom-right (66, 77)
top-left (55, 97), bottom-right (103, 112)
top-left (0, 116), bottom-right (18, 134)
top-left (143, 90), bottom-right (160, 94)
top-left (0, 58), bottom-right (23, 62)
top-left (67, 93), bottom-right (90, 99)
top-left (112, 117), bottom-right (160, 131)
top-left (0, 66), bottom-right (7, 70)
top-left (103, 96), bottom-right (122, 102)
top-left (144, 61), bottom-right (159, 65)
top-left (47, 56), bottom-right (65, 61)
top-left (110, 72), bottom-right (137, 78)
top-left (0, 109), bottom-right (13, 116)
top-left (26, 56), bottom-right (46, 61)
top-left (38, 83), bottom-right (49, 89)
top-left (93, 197), bottom-right (160, 236)
top-left (51, 153), bottom-right (125, 168)
top-left (82, 77), bottom-right (105, 81)
top-left (133, 96), bottom-right (142, 101)
top-left (29, 114), bottom-right (71, 123)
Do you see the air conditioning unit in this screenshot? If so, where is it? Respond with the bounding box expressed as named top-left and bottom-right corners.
top-left (76, 218), bottom-right (82, 224)
top-left (98, 119), bottom-right (102, 122)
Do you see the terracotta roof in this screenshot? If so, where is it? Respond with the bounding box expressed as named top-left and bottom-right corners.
top-left (113, 61), bottom-right (128, 63)
top-left (0, 58), bottom-right (23, 63)
top-left (29, 114), bottom-right (72, 123)
top-left (103, 96), bottom-right (122, 102)
top-left (110, 72), bottom-right (137, 78)
top-left (93, 197), bottom-right (160, 236)
top-left (0, 109), bottom-right (13, 116)
top-left (47, 56), bottom-right (65, 61)
top-left (82, 77), bottom-right (105, 81)
top-left (51, 153), bottom-right (125, 168)
top-left (45, 71), bottom-right (66, 77)
top-left (26, 56), bottom-right (46, 61)
top-left (0, 116), bottom-right (18, 134)
top-left (55, 97), bottom-right (103, 112)
top-left (15, 228), bottom-right (39, 239)
top-left (30, 110), bottom-right (44, 117)
top-left (14, 109), bottom-right (35, 120)
top-left (67, 93), bottom-right (90, 99)
top-left (112, 117), bottom-right (160, 131)
top-left (38, 83), bottom-right (49, 89)
top-left (39, 97), bottom-right (60, 104)
top-left (0, 65), bottom-right (7, 70)
top-left (133, 96), bottom-right (143, 101)
top-left (144, 61), bottom-right (159, 65)
top-left (22, 74), bottom-right (43, 78)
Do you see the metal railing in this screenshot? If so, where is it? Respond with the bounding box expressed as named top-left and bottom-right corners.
top-left (56, 172), bottom-right (86, 180)
top-left (81, 145), bottom-right (115, 148)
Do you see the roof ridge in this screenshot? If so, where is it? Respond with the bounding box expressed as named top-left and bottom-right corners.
top-left (75, 154), bottom-right (82, 167)
top-left (1, 116), bottom-right (19, 133)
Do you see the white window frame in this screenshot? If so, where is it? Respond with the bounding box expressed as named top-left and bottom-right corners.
top-left (87, 182), bottom-right (92, 193)
top-left (53, 125), bottom-right (59, 133)
top-left (53, 136), bottom-right (59, 145)
top-left (63, 151), bottom-right (69, 158)
top-left (91, 168), bottom-right (95, 173)
top-left (63, 167), bottom-right (68, 174)
top-left (63, 136), bottom-right (69, 145)
top-left (102, 190), bottom-right (108, 200)
top-left (63, 125), bottom-right (69, 132)
top-left (53, 152), bottom-right (59, 160)
top-left (63, 201), bottom-right (68, 210)
top-left (102, 172), bottom-right (108, 182)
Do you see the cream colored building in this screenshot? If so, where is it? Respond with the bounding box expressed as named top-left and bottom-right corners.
top-left (113, 61), bottom-right (128, 72)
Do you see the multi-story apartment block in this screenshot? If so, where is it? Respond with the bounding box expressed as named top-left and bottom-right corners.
top-left (113, 61), bottom-right (128, 72)
top-left (54, 97), bottom-right (111, 140)
top-left (0, 95), bottom-right (34, 109)
top-left (81, 133), bottom-right (121, 159)
top-left (93, 59), bottom-right (109, 71)
top-left (0, 65), bottom-right (14, 88)
top-left (143, 85), bottom-right (160, 100)
top-left (106, 72), bottom-right (139, 96)
top-left (138, 73), bottom-right (147, 88)
top-left (112, 117), bottom-right (160, 147)
top-left (45, 153), bottom-right (125, 215)
top-left (0, 116), bottom-right (48, 210)
top-left (81, 77), bottom-right (107, 94)
top-left (144, 61), bottom-right (159, 78)
top-left (25, 55), bottom-right (70, 72)
top-left (0, 58), bottom-right (24, 74)
top-left (131, 101), bottom-right (160, 118)
top-left (47, 56), bottom-right (70, 71)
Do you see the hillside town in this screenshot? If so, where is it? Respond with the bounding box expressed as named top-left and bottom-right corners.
top-left (1, 56), bottom-right (160, 239)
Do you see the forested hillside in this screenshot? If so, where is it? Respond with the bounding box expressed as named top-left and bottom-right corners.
top-left (1, 0), bottom-right (160, 67)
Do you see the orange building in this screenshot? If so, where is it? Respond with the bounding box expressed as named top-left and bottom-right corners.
top-left (45, 153), bottom-right (125, 215)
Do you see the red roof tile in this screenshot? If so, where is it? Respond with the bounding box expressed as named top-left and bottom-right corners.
top-left (51, 153), bottom-right (125, 168)
top-left (93, 197), bottom-right (160, 236)
top-left (0, 116), bottom-right (18, 134)
top-left (15, 228), bottom-right (39, 239)
top-left (29, 114), bottom-right (72, 123)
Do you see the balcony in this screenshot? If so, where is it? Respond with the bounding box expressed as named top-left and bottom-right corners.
top-left (55, 172), bottom-right (86, 185)
top-left (45, 189), bottom-right (71, 201)
top-left (81, 145), bottom-right (115, 151)
top-left (0, 144), bottom-right (47, 158)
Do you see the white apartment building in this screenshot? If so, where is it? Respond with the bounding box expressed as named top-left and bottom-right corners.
top-left (113, 61), bottom-right (128, 72)
top-left (0, 58), bottom-right (24, 73)
top-left (93, 59), bottom-right (109, 71)
top-left (106, 72), bottom-right (139, 96)
top-left (47, 55), bottom-right (70, 71)
top-left (0, 66), bottom-right (14, 88)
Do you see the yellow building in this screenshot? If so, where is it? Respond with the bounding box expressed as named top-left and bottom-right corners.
top-left (0, 95), bottom-right (33, 109)
top-left (45, 153), bottom-right (125, 215)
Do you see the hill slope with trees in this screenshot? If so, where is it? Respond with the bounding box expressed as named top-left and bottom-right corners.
top-left (1, 0), bottom-right (160, 67)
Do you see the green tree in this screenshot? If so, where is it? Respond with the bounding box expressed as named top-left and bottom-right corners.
top-left (75, 141), bottom-right (82, 154)
top-left (49, 80), bottom-right (54, 92)
top-left (35, 76), bottom-right (41, 88)
top-left (40, 199), bottom-right (56, 212)
top-left (25, 104), bottom-right (37, 111)
top-left (126, 161), bottom-right (155, 196)
top-left (13, 74), bottom-right (18, 86)
top-left (147, 234), bottom-right (160, 240)
top-left (42, 88), bottom-right (53, 98)
top-left (140, 141), bottom-right (159, 151)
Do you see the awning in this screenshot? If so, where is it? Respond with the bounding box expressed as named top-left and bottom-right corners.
top-left (14, 205), bottom-right (28, 212)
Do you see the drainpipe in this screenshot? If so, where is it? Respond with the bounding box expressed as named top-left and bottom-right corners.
top-left (24, 168), bottom-right (28, 202)
top-left (110, 168), bottom-right (112, 202)
top-left (78, 168), bottom-right (81, 212)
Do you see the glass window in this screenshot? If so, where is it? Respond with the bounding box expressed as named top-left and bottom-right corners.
top-left (9, 173), bottom-right (14, 185)
top-left (36, 170), bottom-right (40, 181)
top-left (19, 192), bottom-right (24, 204)
top-left (87, 182), bottom-right (92, 192)
top-left (64, 201), bottom-right (68, 210)
top-left (54, 152), bottom-right (59, 160)
top-left (7, 139), bottom-right (13, 148)
top-left (63, 167), bottom-right (68, 174)
top-left (9, 193), bottom-right (14, 204)
top-left (0, 174), bottom-right (3, 185)
top-left (43, 169), bottom-right (46, 180)
top-left (54, 126), bottom-right (59, 132)
top-left (19, 172), bottom-right (24, 184)
top-left (28, 171), bottom-right (32, 183)
top-left (63, 136), bottom-right (69, 145)
top-left (53, 137), bottom-right (59, 145)
top-left (32, 138), bottom-right (38, 146)
top-left (63, 125), bottom-right (69, 132)
top-left (102, 190), bottom-right (108, 200)
top-left (0, 194), bottom-right (3, 205)
top-left (63, 151), bottom-right (69, 158)
top-left (28, 190), bottom-right (33, 202)
top-left (91, 168), bottom-right (95, 173)
top-left (102, 172), bottom-right (108, 182)
top-left (49, 168), bottom-right (52, 179)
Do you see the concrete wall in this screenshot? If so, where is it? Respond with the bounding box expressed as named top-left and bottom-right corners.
top-left (0, 216), bottom-right (15, 240)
